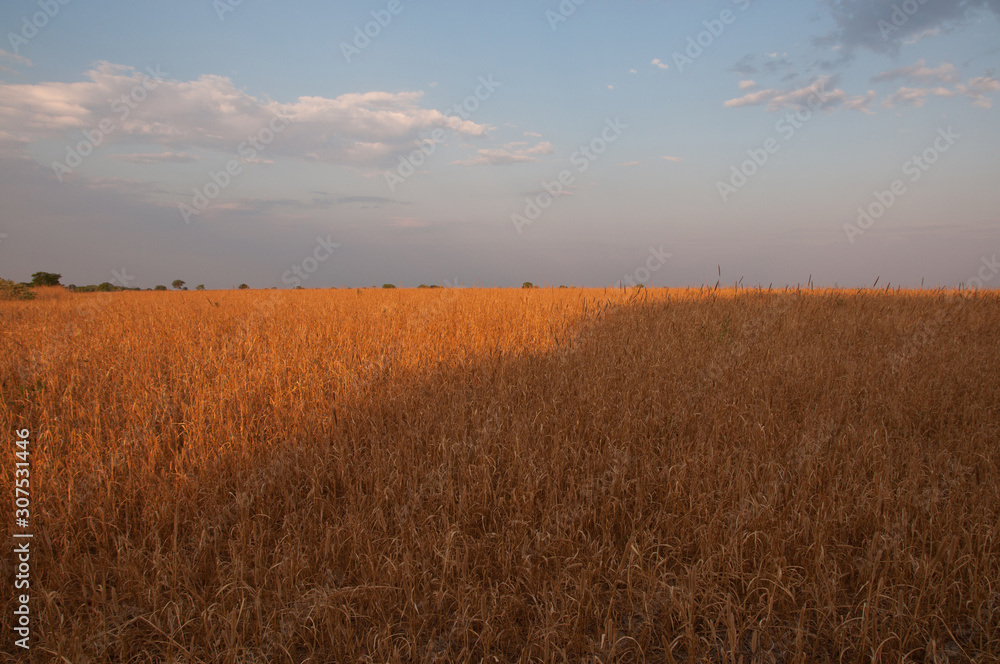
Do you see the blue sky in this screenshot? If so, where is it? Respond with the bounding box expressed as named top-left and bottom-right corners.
top-left (1, 0), bottom-right (998, 288)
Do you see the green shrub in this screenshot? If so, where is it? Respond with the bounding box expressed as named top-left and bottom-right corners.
top-left (0, 278), bottom-right (36, 300)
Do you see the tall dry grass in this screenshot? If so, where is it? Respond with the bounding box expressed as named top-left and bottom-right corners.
top-left (1, 287), bottom-right (998, 663)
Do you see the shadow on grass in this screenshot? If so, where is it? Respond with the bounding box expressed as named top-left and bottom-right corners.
top-left (6, 289), bottom-right (1000, 662)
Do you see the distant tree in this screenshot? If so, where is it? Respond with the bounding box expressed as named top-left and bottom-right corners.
top-left (418, 284), bottom-right (429, 289)
top-left (96, 282), bottom-right (115, 292)
top-left (522, 282), bottom-right (534, 289)
top-left (154, 285), bottom-right (167, 291)
top-left (195, 284), bottom-right (205, 291)
top-left (238, 284), bottom-right (250, 290)
top-left (559, 285), bottom-right (568, 288)
top-left (0, 278), bottom-right (36, 301)
top-left (30, 272), bottom-right (62, 287)
top-left (382, 284), bottom-right (396, 289)
top-left (172, 280), bottom-right (185, 290)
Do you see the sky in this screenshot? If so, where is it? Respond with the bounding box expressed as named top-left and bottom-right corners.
top-left (0, 0), bottom-right (998, 289)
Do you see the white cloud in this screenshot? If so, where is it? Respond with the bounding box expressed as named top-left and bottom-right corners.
top-left (0, 48), bottom-right (31, 74)
top-left (0, 62), bottom-right (491, 166)
top-left (724, 76), bottom-right (859, 112)
top-left (724, 88), bottom-right (782, 109)
top-left (524, 141), bottom-right (554, 155)
top-left (619, 161), bottom-right (640, 167)
top-left (843, 90), bottom-right (878, 114)
top-left (880, 75), bottom-right (1000, 109)
top-left (452, 140), bottom-right (553, 166)
top-left (662, 155), bottom-right (683, 162)
top-left (651, 58), bottom-right (669, 70)
top-left (726, 65), bottom-right (999, 113)
top-left (738, 80), bottom-right (757, 90)
top-left (871, 60), bottom-right (960, 85)
top-left (880, 86), bottom-right (954, 108)
top-left (961, 76), bottom-right (1000, 108)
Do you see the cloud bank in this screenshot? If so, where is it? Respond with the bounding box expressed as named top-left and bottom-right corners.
top-left (0, 62), bottom-right (491, 167)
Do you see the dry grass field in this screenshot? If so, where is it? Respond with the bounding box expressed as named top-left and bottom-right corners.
top-left (1, 286), bottom-right (999, 663)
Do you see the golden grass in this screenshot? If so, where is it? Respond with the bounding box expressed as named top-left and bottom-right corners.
top-left (1, 287), bottom-right (998, 663)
